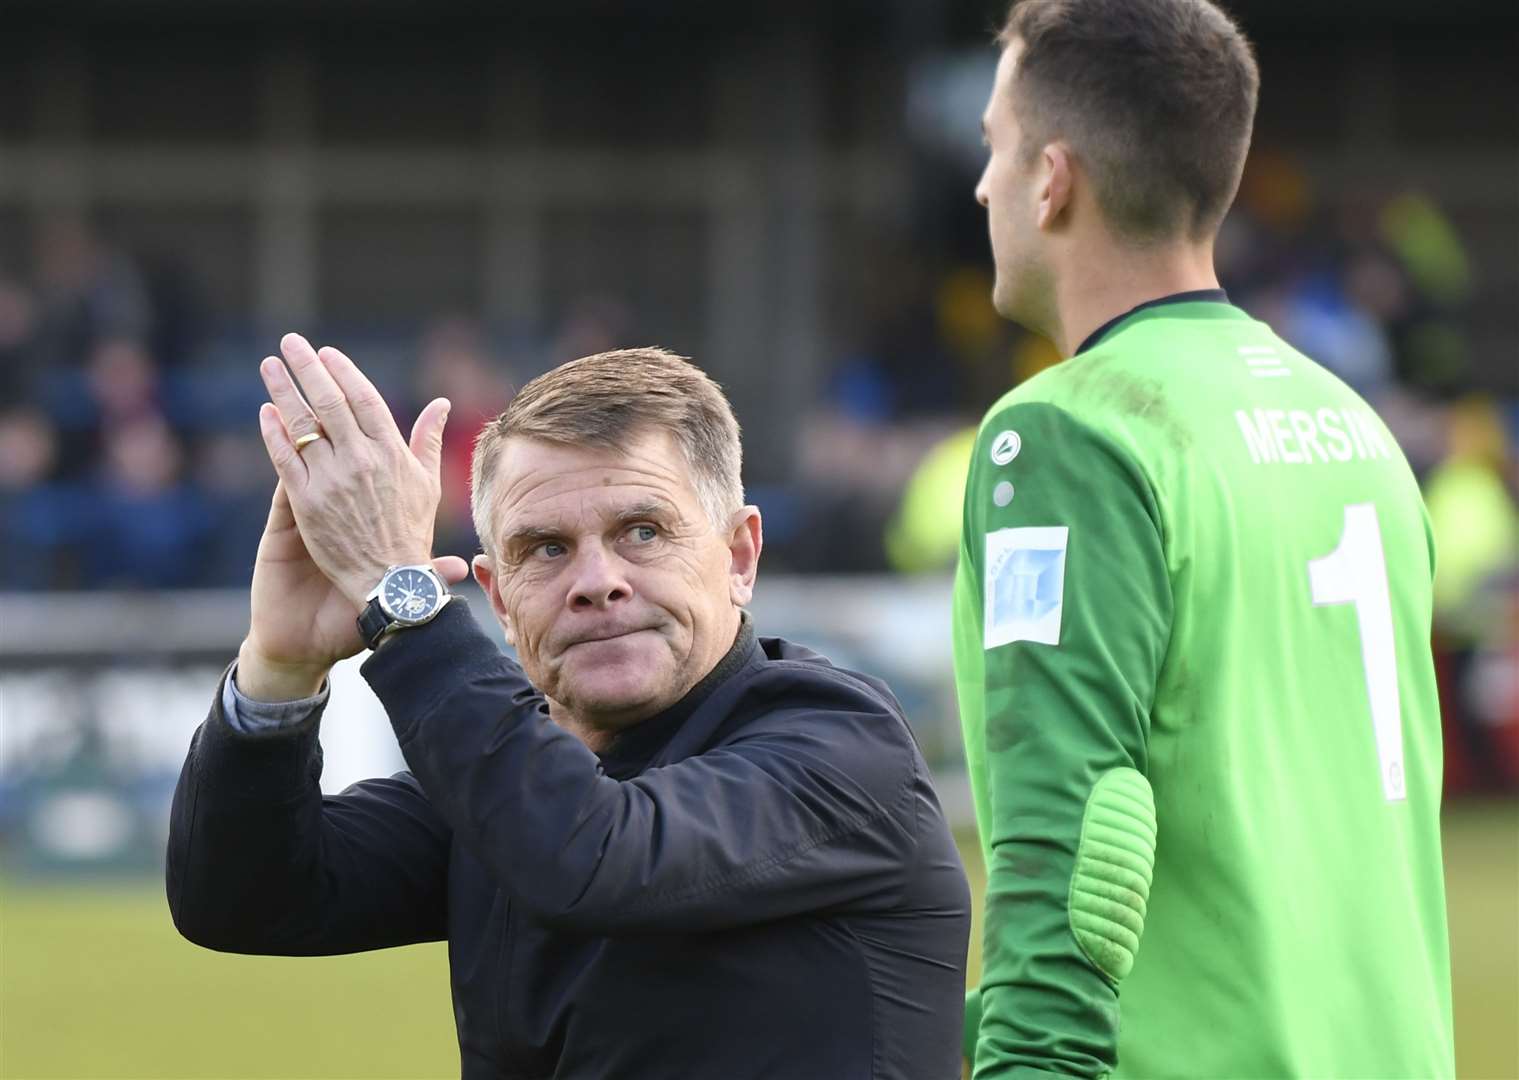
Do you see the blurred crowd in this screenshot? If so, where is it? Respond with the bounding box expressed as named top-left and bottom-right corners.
top-left (0, 218), bottom-right (641, 592)
top-left (775, 149), bottom-right (1519, 791)
top-left (0, 217), bottom-right (240, 592)
top-left (2, 150), bottom-right (1515, 789)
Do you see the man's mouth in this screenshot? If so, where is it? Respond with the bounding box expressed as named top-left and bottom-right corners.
top-left (566, 627), bottom-right (651, 649)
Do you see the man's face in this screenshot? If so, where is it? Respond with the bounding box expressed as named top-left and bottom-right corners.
top-left (975, 41), bottom-right (1048, 323)
top-left (475, 431), bottom-right (758, 735)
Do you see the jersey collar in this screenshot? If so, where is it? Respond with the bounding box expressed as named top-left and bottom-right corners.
top-left (1074, 288), bottom-right (1234, 356)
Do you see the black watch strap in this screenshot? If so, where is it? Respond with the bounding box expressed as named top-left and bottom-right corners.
top-left (358, 597), bottom-right (392, 650)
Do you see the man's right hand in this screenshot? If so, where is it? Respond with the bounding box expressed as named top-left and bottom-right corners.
top-left (238, 478), bottom-right (469, 703)
top-left (238, 480), bottom-right (365, 702)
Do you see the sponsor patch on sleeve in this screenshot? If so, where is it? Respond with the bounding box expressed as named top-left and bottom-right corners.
top-left (984, 525), bottom-right (1069, 649)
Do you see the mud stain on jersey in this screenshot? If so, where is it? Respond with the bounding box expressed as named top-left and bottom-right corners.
top-left (1066, 358), bottom-right (1192, 453)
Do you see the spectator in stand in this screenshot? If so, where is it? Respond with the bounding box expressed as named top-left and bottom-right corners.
top-left (1426, 398), bottom-right (1519, 790)
top-left (546, 294), bottom-right (634, 372)
top-left (411, 317), bottom-right (514, 559)
top-left (43, 336), bottom-right (165, 480)
top-left (0, 408), bottom-right (72, 589)
top-left (82, 416), bottom-right (212, 589)
top-left (194, 431), bottom-right (278, 587)
top-left (31, 216), bottom-right (152, 372)
top-left (1463, 570), bottom-right (1519, 788)
top-left (0, 276), bottom-right (39, 405)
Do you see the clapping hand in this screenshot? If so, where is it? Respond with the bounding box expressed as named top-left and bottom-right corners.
top-left (236, 333), bottom-right (469, 702)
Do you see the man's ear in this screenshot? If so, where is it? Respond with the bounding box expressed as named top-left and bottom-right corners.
top-left (726, 507), bottom-right (763, 608)
top-left (1036, 142), bottom-right (1074, 232)
top-left (472, 553), bottom-right (515, 646)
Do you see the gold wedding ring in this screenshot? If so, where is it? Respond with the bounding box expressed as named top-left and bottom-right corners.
top-left (293, 431), bottom-right (326, 453)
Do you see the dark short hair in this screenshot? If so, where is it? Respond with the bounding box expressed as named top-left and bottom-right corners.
top-left (471, 348), bottom-right (743, 555)
top-left (998, 0), bottom-right (1259, 241)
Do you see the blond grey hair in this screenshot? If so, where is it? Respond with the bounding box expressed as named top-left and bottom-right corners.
top-left (470, 347), bottom-right (744, 557)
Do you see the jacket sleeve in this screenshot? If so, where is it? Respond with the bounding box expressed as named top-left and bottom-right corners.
top-left (960, 402), bottom-right (1169, 1079)
top-left (362, 604), bottom-right (923, 935)
top-left (166, 669), bottom-right (451, 955)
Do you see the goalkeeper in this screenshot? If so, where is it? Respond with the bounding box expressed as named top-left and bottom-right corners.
top-left (956, 1), bottom-right (1454, 1076)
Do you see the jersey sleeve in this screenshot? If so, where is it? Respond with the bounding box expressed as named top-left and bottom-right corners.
top-left (962, 402), bottom-right (1171, 1078)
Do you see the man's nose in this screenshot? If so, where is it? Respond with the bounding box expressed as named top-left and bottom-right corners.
top-left (566, 546), bottom-right (632, 611)
top-left (975, 170), bottom-right (991, 208)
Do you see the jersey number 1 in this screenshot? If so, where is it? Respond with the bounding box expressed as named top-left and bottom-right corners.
top-left (1308, 503), bottom-right (1407, 802)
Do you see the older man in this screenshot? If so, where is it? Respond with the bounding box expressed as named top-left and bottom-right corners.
top-left (166, 336), bottom-right (970, 1080)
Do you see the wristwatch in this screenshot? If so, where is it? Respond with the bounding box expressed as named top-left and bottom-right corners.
top-left (357, 564), bottom-right (453, 650)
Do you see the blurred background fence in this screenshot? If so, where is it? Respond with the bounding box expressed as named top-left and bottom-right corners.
top-left (0, 0), bottom-right (1515, 1077)
top-left (0, 579), bottom-right (970, 872)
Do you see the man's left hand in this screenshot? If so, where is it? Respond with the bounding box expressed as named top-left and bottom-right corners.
top-left (257, 331), bottom-right (453, 611)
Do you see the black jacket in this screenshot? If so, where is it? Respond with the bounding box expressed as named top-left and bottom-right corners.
top-left (167, 604), bottom-right (970, 1079)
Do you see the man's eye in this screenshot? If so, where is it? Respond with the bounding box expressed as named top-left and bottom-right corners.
top-left (627, 525), bottom-right (658, 543)
top-left (536, 541), bottom-right (567, 559)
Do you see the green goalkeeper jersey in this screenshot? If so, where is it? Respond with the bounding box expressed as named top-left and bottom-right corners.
top-left (954, 295), bottom-right (1454, 1079)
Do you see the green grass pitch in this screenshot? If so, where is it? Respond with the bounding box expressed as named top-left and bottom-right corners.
top-left (2, 802), bottom-right (1514, 1078)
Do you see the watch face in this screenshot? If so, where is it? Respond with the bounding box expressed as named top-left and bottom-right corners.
top-left (382, 567), bottom-right (441, 623)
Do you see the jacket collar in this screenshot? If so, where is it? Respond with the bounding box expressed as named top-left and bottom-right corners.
top-left (597, 612), bottom-right (759, 777)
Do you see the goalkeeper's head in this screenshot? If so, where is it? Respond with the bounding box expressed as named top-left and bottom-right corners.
top-left (976, 0), bottom-right (1259, 339)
